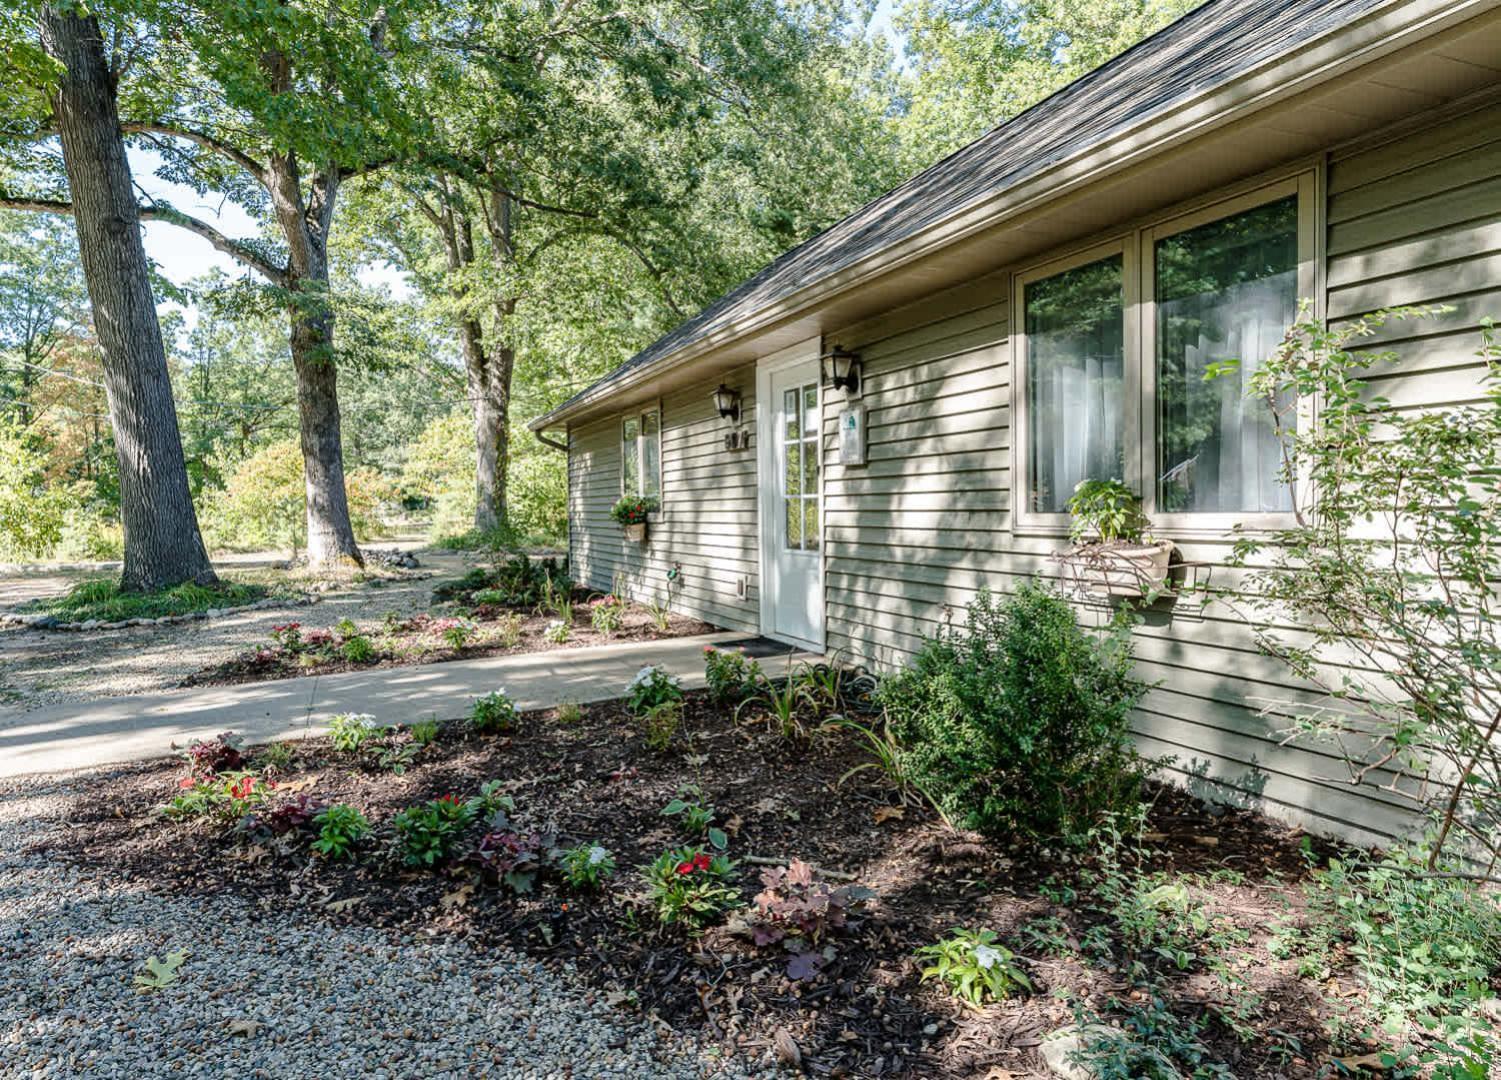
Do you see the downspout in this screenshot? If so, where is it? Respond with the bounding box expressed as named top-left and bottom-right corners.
top-left (534, 429), bottom-right (568, 452)
top-left (534, 426), bottom-right (571, 568)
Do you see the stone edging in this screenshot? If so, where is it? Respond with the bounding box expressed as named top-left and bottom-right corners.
top-left (0, 594), bottom-right (321, 633)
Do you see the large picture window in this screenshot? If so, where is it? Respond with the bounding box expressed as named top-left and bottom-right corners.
top-left (622, 409), bottom-right (660, 498)
top-left (1014, 174), bottom-right (1313, 532)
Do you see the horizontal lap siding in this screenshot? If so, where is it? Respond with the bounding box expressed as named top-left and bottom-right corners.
top-left (815, 101), bottom-right (1501, 845)
top-left (567, 365), bottom-right (760, 633)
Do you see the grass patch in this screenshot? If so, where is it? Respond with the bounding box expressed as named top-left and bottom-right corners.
top-left (24, 578), bottom-right (277, 623)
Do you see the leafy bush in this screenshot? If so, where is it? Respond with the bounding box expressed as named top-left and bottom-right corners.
top-left (556, 842), bottom-right (615, 891)
top-left (393, 795), bottom-right (478, 867)
top-left (165, 771), bottom-right (270, 826)
top-left (916, 928), bottom-right (1032, 1005)
top-left (590, 594), bottom-right (626, 635)
top-left (436, 617), bottom-right (476, 649)
top-left (543, 618), bottom-right (570, 644)
top-left (471, 779), bottom-right (516, 821)
top-left (751, 859), bottom-right (875, 980)
top-left (662, 786), bottom-right (727, 849)
top-left (409, 719), bottom-right (440, 746)
top-left (184, 731), bottom-right (245, 777)
top-left (642, 846), bottom-right (739, 929)
top-left (311, 803), bottom-right (371, 860)
top-left (625, 664), bottom-right (683, 717)
top-left (0, 419), bottom-right (71, 558)
top-left (328, 712), bottom-right (383, 752)
top-left (877, 583), bottom-right (1148, 840)
top-left (641, 701), bottom-right (682, 751)
top-left (703, 645), bottom-right (762, 706)
top-left (470, 690), bottom-right (518, 734)
top-left (341, 634), bottom-right (375, 663)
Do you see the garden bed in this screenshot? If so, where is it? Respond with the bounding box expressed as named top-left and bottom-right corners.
top-left (181, 594), bottom-right (714, 687)
top-left (31, 690), bottom-right (1407, 1079)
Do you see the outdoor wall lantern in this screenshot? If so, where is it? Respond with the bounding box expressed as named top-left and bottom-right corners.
top-left (821, 345), bottom-right (862, 394)
top-left (712, 383), bottom-right (742, 424)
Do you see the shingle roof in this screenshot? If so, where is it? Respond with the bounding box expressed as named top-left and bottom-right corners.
top-left (542, 0), bottom-right (1392, 424)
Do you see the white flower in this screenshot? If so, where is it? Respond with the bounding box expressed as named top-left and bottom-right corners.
top-left (972, 944), bottom-right (1002, 970)
top-left (587, 846), bottom-right (609, 866)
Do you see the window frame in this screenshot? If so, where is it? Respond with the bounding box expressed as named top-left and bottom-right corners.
top-left (1011, 236), bottom-right (1141, 535)
top-left (1010, 167), bottom-right (1320, 538)
top-left (620, 406), bottom-right (662, 500)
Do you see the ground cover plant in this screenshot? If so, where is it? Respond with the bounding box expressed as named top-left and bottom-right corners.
top-left (21, 577), bottom-right (280, 623)
top-left (47, 684), bottom-right (1500, 1078)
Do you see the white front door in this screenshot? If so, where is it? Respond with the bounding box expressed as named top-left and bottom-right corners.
top-left (758, 346), bottom-right (824, 651)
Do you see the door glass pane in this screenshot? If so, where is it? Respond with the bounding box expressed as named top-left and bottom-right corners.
top-left (1025, 254), bottom-right (1125, 514)
top-left (803, 500), bottom-right (819, 551)
top-left (1155, 196), bottom-right (1297, 513)
top-left (641, 412), bottom-right (660, 495)
top-left (784, 442), bottom-right (801, 497)
top-left (786, 499), bottom-right (802, 546)
top-left (621, 417), bottom-right (640, 497)
top-left (783, 388), bottom-right (799, 443)
top-left (803, 384), bottom-right (818, 438)
top-left (801, 431), bottom-right (818, 492)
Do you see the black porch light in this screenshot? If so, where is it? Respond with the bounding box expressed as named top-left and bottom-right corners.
top-left (821, 345), bottom-right (861, 394)
top-left (712, 383), bottom-right (742, 423)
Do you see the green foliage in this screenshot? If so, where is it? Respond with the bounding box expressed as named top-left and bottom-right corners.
top-left (877, 583), bottom-right (1148, 840)
top-left (916, 928), bottom-right (1032, 1005)
top-left (496, 613), bottom-right (523, 648)
top-left (556, 842), bottom-right (615, 892)
top-left (311, 804), bottom-right (371, 860)
top-left (26, 578), bottom-right (269, 622)
top-left (703, 645), bottom-right (762, 706)
top-left (1071, 995), bottom-right (1234, 1080)
top-left (133, 950), bottom-right (190, 992)
top-left (661, 786), bottom-right (728, 850)
top-left (642, 846), bottom-right (739, 929)
top-left (555, 699), bottom-right (582, 725)
top-left (644, 600), bottom-right (672, 632)
top-left (737, 672), bottom-right (817, 741)
top-left (340, 634), bottom-right (375, 663)
top-left (589, 593), bottom-right (626, 636)
top-left (408, 719), bottom-right (440, 746)
top-left (610, 494), bottom-right (658, 527)
top-left (164, 771), bottom-right (269, 826)
top-left (328, 712), bottom-right (383, 753)
top-left (1213, 309), bottom-right (1501, 865)
top-left (470, 690), bottom-right (517, 734)
top-left (1066, 478), bottom-right (1149, 543)
top-left (641, 701), bottom-right (683, 752)
top-left (393, 795), bottom-right (478, 868)
top-left (625, 664), bottom-right (683, 718)
top-left (0, 419), bottom-right (70, 559)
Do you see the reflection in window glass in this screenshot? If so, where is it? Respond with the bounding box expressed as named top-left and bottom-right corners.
top-left (641, 411), bottom-right (660, 496)
top-left (804, 501), bottom-right (819, 551)
top-left (1025, 254), bottom-right (1125, 513)
top-left (784, 388), bottom-right (799, 442)
top-left (1156, 197), bottom-right (1296, 513)
top-left (786, 499), bottom-right (802, 546)
top-left (622, 417), bottom-right (641, 497)
top-left (780, 380), bottom-right (820, 552)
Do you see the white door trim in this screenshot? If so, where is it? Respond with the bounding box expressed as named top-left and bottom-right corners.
top-left (756, 336), bottom-right (825, 652)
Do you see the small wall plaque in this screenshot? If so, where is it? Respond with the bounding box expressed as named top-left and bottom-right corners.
top-left (838, 405), bottom-right (866, 466)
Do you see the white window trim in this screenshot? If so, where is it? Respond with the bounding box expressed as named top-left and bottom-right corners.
top-left (619, 405), bottom-right (662, 499)
top-left (1010, 166), bottom-right (1322, 539)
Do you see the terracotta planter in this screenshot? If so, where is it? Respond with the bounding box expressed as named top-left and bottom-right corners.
top-left (1070, 539), bottom-right (1175, 597)
top-left (623, 522), bottom-right (647, 543)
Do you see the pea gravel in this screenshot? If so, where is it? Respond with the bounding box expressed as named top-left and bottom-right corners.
top-left (0, 776), bottom-right (771, 1079)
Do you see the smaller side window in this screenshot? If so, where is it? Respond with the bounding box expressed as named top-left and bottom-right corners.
top-left (621, 410), bottom-right (661, 498)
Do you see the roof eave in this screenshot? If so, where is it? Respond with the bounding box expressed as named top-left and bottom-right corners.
top-left (530, 0), bottom-right (1491, 434)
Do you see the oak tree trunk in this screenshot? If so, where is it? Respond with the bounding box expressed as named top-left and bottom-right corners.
top-left (40, 7), bottom-right (217, 592)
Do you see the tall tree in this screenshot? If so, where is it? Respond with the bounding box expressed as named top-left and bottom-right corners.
top-left (1, 5), bottom-right (216, 590)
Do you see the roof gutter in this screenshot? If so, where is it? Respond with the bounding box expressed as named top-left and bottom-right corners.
top-left (530, 0), bottom-right (1496, 435)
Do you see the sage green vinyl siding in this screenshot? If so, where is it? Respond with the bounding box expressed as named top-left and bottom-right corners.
top-left (567, 365), bottom-right (759, 632)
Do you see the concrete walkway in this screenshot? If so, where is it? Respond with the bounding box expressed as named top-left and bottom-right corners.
top-left (0, 632), bottom-right (813, 779)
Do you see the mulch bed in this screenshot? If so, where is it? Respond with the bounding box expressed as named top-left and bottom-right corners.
top-left (32, 694), bottom-right (1362, 1078)
top-left (180, 595), bottom-right (714, 688)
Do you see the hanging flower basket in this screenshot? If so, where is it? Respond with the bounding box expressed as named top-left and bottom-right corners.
top-left (611, 495), bottom-right (658, 544)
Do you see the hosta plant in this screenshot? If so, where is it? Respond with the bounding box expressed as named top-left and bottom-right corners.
top-left (752, 859), bottom-right (876, 979)
top-left (311, 804), bottom-right (371, 860)
top-left (556, 842), bottom-right (616, 892)
top-left (643, 846), bottom-right (739, 929)
top-left (470, 690), bottom-right (518, 734)
top-left (917, 928), bottom-right (1032, 1005)
top-left (393, 794), bottom-right (478, 867)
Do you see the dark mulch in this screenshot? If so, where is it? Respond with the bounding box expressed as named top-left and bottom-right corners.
top-left (180, 597), bottom-right (714, 688)
top-left (31, 695), bottom-right (1353, 1078)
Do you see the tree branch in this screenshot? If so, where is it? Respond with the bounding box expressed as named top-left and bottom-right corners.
top-left (0, 193), bottom-right (74, 216)
top-left (120, 121), bottom-right (269, 186)
top-left (139, 204), bottom-right (288, 284)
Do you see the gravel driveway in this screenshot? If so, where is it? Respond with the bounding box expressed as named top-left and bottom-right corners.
top-left (0, 773), bottom-right (765, 1079)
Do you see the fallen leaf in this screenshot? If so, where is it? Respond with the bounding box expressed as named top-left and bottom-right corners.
top-left (225, 1018), bottom-right (261, 1038)
top-left (239, 844), bottom-right (270, 864)
top-left (275, 775), bottom-right (319, 794)
top-left (872, 806), bottom-right (904, 825)
top-left (1332, 1052), bottom-right (1391, 1072)
top-left (681, 753), bottom-right (709, 767)
top-left (773, 1028), bottom-right (802, 1069)
top-left (723, 814), bottom-right (744, 836)
top-left (440, 884), bottom-right (475, 911)
top-left (324, 895), bottom-right (365, 914)
top-left (134, 950), bottom-right (189, 991)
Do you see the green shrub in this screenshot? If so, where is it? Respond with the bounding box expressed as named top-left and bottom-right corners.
top-left (590, 593), bottom-right (626, 636)
top-left (393, 795), bottom-right (477, 867)
top-left (470, 690), bottom-right (518, 733)
top-left (328, 712), bottom-right (383, 752)
top-left (311, 804), bottom-right (371, 860)
top-left (703, 645), bottom-right (762, 705)
top-left (642, 846), bottom-right (738, 929)
top-left (625, 664), bottom-right (683, 717)
top-left (556, 842), bottom-right (616, 891)
top-left (877, 583), bottom-right (1148, 840)
top-left (341, 634), bottom-right (375, 663)
top-left (916, 927), bottom-right (1032, 1005)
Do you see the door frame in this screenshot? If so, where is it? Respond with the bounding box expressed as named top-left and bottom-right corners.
top-left (756, 335), bottom-right (826, 652)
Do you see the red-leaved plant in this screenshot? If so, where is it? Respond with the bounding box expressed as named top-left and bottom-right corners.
top-left (751, 859), bottom-right (875, 981)
top-left (184, 731), bottom-right (244, 777)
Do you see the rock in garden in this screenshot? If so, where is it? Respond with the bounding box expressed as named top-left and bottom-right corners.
top-left (1040, 1025), bottom-right (1119, 1080)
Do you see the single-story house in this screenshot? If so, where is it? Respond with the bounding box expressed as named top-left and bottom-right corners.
top-left (531, 0), bottom-right (1501, 845)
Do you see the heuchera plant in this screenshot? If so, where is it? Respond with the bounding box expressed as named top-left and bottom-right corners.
top-left (752, 859), bottom-right (876, 980)
top-left (240, 793), bottom-right (327, 839)
top-left (184, 731), bottom-right (244, 777)
top-left (469, 830), bottom-right (552, 894)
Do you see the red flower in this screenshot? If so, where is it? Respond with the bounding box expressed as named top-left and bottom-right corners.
top-left (439, 794), bottom-right (462, 805)
top-left (178, 776), bottom-right (197, 790)
top-left (230, 776), bottom-right (256, 799)
top-left (702, 646), bottom-right (715, 655)
top-left (692, 853), bottom-right (712, 872)
top-left (676, 861), bottom-right (694, 875)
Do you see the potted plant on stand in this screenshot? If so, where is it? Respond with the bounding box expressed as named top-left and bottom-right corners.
top-left (611, 494), bottom-right (659, 543)
top-left (1060, 479), bottom-right (1174, 598)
